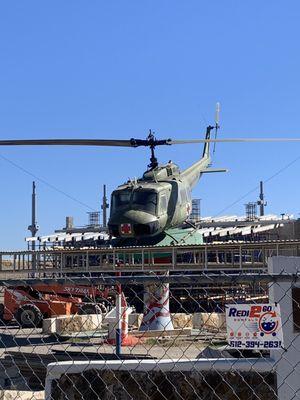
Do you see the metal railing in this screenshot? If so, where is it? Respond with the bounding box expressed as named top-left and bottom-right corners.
top-left (1, 240), bottom-right (300, 277)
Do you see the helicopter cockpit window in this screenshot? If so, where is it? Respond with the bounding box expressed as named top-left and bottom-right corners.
top-left (112, 192), bottom-right (131, 209)
top-left (132, 190), bottom-right (157, 214)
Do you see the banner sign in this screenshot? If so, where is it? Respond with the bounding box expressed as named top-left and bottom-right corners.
top-left (225, 304), bottom-right (284, 350)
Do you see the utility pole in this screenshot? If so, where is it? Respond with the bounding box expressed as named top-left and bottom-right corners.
top-left (101, 184), bottom-right (109, 228)
top-left (257, 180), bottom-right (267, 217)
top-left (28, 181), bottom-right (39, 271)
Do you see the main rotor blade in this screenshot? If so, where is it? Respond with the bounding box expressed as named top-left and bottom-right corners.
top-left (1, 137), bottom-right (300, 147)
top-left (0, 139), bottom-right (134, 147)
top-left (170, 138), bottom-right (300, 144)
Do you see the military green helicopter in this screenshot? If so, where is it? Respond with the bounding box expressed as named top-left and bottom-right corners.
top-left (107, 125), bottom-right (226, 240)
top-left (1, 106), bottom-right (300, 242)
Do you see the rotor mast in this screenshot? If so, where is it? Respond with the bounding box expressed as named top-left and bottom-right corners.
top-left (148, 130), bottom-right (158, 169)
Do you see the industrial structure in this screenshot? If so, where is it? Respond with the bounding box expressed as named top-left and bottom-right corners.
top-left (101, 184), bottom-right (109, 228)
top-left (190, 199), bottom-right (201, 222)
top-left (27, 182), bottom-right (38, 251)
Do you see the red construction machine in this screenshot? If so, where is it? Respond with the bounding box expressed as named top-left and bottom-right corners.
top-left (0, 283), bottom-right (114, 328)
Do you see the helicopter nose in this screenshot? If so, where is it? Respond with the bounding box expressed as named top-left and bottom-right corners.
top-left (108, 211), bottom-right (160, 237)
top-left (132, 220), bottom-right (160, 236)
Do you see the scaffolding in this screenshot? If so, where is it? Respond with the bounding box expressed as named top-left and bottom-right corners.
top-left (245, 202), bottom-right (257, 221)
top-left (87, 212), bottom-right (100, 226)
top-left (190, 199), bottom-right (201, 222)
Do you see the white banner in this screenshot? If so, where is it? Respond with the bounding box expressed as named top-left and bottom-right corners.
top-left (225, 303), bottom-right (284, 350)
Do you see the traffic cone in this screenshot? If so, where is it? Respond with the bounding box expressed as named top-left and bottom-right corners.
top-left (107, 292), bottom-right (140, 346)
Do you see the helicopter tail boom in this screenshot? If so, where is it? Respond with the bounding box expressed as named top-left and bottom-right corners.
top-left (180, 122), bottom-right (221, 189)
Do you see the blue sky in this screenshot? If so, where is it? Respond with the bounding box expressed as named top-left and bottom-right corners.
top-left (1, 1), bottom-right (300, 249)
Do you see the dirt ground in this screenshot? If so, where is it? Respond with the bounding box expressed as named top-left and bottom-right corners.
top-left (0, 324), bottom-right (211, 360)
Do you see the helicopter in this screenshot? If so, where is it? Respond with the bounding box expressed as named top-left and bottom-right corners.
top-left (1, 106), bottom-right (300, 242)
top-left (107, 124), bottom-right (226, 240)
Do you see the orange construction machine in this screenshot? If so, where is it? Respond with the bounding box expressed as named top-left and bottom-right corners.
top-left (0, 283), bottom-right (113, 328)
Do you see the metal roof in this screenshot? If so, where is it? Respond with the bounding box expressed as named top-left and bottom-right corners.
top-left (26, 231), bottom-right (109, 243)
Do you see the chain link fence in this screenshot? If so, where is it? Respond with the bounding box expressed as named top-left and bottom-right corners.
top-left (0, 256), bottom-right (298, 399)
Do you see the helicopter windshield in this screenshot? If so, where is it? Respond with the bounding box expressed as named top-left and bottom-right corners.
top-left (111, 190), bottom-right (157, 214)
top-left (132, 190), bottom-right (157, 214)
top-left (112, 191), bottom-right (131, 209)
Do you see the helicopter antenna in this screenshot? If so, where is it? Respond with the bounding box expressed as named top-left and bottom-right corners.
top-left (213, 102), bottom-right (220, 154)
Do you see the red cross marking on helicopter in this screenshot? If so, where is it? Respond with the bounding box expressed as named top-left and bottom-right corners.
top-left (120, 223), bottom-right (132, 235)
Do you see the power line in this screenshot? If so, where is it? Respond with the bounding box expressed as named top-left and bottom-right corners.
top-left (0, 153), bottom-right (96, 211)
top-left (213, 155), bottom-right (300, 217)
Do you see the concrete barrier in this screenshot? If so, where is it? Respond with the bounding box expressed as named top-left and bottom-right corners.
top-left (105, 310), bottom-right (226, 331)
top-left (0, 391), bottom-right (44, 400)
top-left (102, 307), bottom-right (117, 324)
top-left (201, 312), bottom-right (226, 331)
top-left (193, 312), bottom-right (202, 329)
top-left (128, 313), bottom-right (143, 329)
top-left (43, 314), bottom-right (102, 335)
top-left (170, 313), bottom-right (193, 329)
top-left (45, 359), bottom-right (275, 400)
top-left (125, 312), bottom-right (219, 330)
